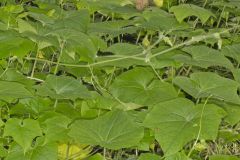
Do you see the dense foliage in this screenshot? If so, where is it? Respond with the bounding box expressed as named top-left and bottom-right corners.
top-left (0, 0), bottom-right (240, 159)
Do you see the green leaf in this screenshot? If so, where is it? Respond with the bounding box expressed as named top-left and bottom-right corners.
top-left (0, 119), bottom-right (4, 127)
top-left (51, 30), bottom-right (98, 62)
top-left (0, 31), bottom-right (34, 58)
top-left (175, 46), bottom-right (233, 69)
top-left (165, 152), bottom-right (190, 160)
top-left (0, 69), bottom-right (34, 87)
top-left (105, 43), bottom-right (143, 55)
top-left (218, 129), bottom-right (240, 143)
top-left (138, 153), bottom-right (161, 160)
top-left (94, 56), bottom-right (146, 68)
top-left (0, 145), bottom-right (7, 158)
top-left (4, 119), bottom-right (42, 152)
top-left (170, 4), bottom-right (215, 23)
top-left (143, 98), bottom-right (225, 155)
top-left (39, 112), bottom-right (71, 144)
top-left (221, 44), bottom-right (240, 64)
top-left (173, 72), bottom-right (240, 104)
top-left (209, 155), bottom-right (240, 160)
top-left (90, 35), bottom-right (107, 51)
top-left (9, 98), bottom-right (52, 116)
top-left (52, 9), bottom-right (90, 33)
top-left (36, 75), bottom-right (91, 100)
top-left (18, 19), bottom-right (58, 50)
top-left (141, 8), bottom-right (189, 31)
top-left (5, 142), bottom-right (57, 160)
top-left (26, 11), bottom-right (55, 26)
top-left (88, 153), bottom-right (105, 160)
top-left (110, 68), bottom-right (178, 106)
top-left (232, 68), bottom-right (240, 84)
top-left (55, 102), bottom-right (82, 119)
top-left (69, 110), bottom-right (144, 150)
top-left (89, 20), bottom-right (137, 36)
top-left (0, 81), bottom-right (32, 102)
top-left (31, 143), bottom-right (58, 160)
top-left (5, 143), bottom-right (31, 160)
top-left (0, 5), bottom-right (24, 29)
top-left (222, 104), bottom-right (240, 125)
top-left (137, 129), bottom-right (155, 151)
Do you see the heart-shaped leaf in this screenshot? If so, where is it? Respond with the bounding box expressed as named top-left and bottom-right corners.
top-left (175, 46), bottom-right (234, 69)
top-left (221, 44), bottom-right (240, 64)
top-left (138, 153), bottom-right (161, 160)
top-left (36, 75), bottom-right (91, 100)
top-left (39, 112), bottom-right (71, 144)
top-left (144, 98), bottom-right (225, 155)
top-left (69, 110), bottom-right (144, 150)
top-left (110, 68), bottom-right (178, 105)
top-left (4, 119), bottom-right (42, 152)
top-left (0, 31), bottom-right (34, 58)
top-left (170, 4), bottom-right (215, 23)
top-left (105, 43), bottom-right (143, 55)
top-left (173, 72), bottom-right (240, 104)
top-left (0, 81), bottom-right (32, 102)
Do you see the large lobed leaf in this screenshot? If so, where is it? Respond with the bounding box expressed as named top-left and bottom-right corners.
top-left (0, 81), bottom-right (32, 102)
top-left (4, 119), bottom-right (42, 152)
top-left (109, 68), bottom-right (178, 106)
top-left (173, 72), bottom-right (240, 104)
top-left (0, 31), bottom-right (34, 58)
top-left (36, 75), bottom-right (91, 100)
top-left (144, 98), bottom-right (226, 155)
top-left (221, 43), bottom-right (240, 64)
top-left (39, 112), bottom-right (71, 144)
top-left (170, 4), bottom-right (215, 24)
top-left (175, 45), bottom-right (234, 69)
top-left (69, 110), bottom-right (144, 150)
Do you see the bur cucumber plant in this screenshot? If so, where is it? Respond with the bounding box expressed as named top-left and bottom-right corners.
top-left (0, 0), bottom-right (240, 160)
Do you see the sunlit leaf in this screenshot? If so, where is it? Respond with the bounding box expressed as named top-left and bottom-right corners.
top-left (36, 75), bottom-right (91, 100)
top-left (4, 119), bottom-right (42, 152)
top-left (69, 110), bottom-right (144, 149)
top-left (0, 81), bottom-right (32, 102)
top-left (0, 31), bottom-right (34, 58)
top-left (221, 44), bottom-right (240, 64)
top-left (144, 98), bottom-right (225, 155)
top-left (110, 68), bottom-right (178, 105)
top-left (39, 112), bottom-right (71, 144)
top-left (170, 4), bottom-right (215, 23)
top-left (138, 153), bottom-right (161, 160)
top-left (175, 45), bottom-right (234, 69)
top-left (173, 72), bottom-right (240, 104)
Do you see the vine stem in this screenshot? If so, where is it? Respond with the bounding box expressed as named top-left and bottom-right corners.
top-left (25, 53), bottom-right (145, 68)
top-left (30, 47), bottom-right (39, 78)
top-left (148, 61), bottom-right (163, 81)
top-left (26, 76), bottom-right (44, 82)
top-left (187, 95), bottom-right (212, 158)
top-left (135, 148), bottom-right (138, 156)
top-left (54, 40), bottom-right (65, 75)
top-left (88, 65), bottom-right (128, 108)
top-left (53, 99), bottom-right (58, 110)
top-left (203, 0), bottom-right (208, 7)
top-left (216, 5), bottom-right (226, 28)
top-left (52, 40), bottom-right (65, 111)
top-left (65, 143), bottom-right (70, 160)
top-left (24, 25), bottom-right (240, 69)
top-left (0, 58), bottom-right (11, 78)
top-left (149, 25), bottom-right (239, 59)
top-left (103, 148), bottom-right (106, 158)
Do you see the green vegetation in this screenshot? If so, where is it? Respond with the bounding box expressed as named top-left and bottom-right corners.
top-left (0, 0), bottom-right (240, 159)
